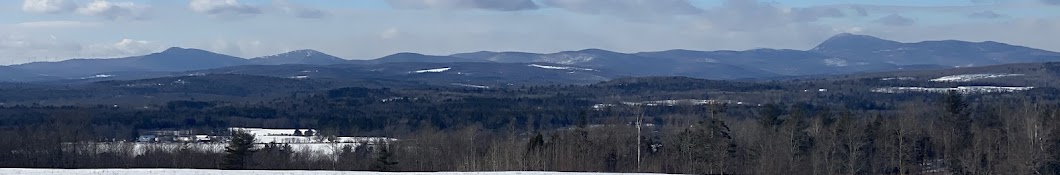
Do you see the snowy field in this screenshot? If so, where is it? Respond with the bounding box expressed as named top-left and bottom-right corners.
top-left (0, 169), bottom-right (669, 175)
top-left (929, 73), bottom-right (1024, 82)
top-left (412, 67), bottom-right (452, 73)
top-left (871, 86), bottom-right (1034, 94)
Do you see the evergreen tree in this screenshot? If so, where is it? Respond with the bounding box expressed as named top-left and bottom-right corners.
top-left (221, 130), bottom-right (256, 170)
top-left (372, 141), bottom-right (398, 171)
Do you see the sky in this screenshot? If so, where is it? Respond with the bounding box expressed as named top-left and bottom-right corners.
top-left (1, 0), bottom-right (1059, 65)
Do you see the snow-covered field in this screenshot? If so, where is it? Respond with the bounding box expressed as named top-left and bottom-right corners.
top-left (0, 169), bottom-right (669, 175)
top-left (412, 67), bottom-right (452, 73)
top-left (233, 128), bottom-right (392, 144)
top-left (880, 77), bottom-right (916, 81)
top-left (76, 142), bottom-right (366, 158)
top-left (929, 73), bottom-right (1024, 82)
top-left (871, 86), bottom-right (1034, 94)
top-left (592, 99), bottom-right (749, 109)
top-left (451, 83), bottom-right (490, 89)
top-left (528, 64), bottom-right (595, 71)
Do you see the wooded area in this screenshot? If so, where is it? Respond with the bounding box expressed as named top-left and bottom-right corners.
top-left (0, 77), bottom-right (1058, 174)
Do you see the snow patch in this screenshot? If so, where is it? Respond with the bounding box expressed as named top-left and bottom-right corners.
top-left (290, 75), bottom-right (309, 79)
top-left (537, 54), bottom-right (595, 64)
top-left (593, 99), bottom-right (749, 110)
top-left (930, 73), bottom-right (1024, 82)
top-left (412, 67), bottom-right (451, 73)
top-left (700, 58), bottom-right (720, 63)
top-left (81, 74), bottom-right (115, 79)
top-left (880, 77), bottom-right (916, 81)
top-left (528, 64), bottom-right (594, 71)
top-left (871, 86), bottom-right (1033, 94)
top-left (823, 58), bottom-right (848, 67)
top-left (451, 83), bottom-right (489, 89)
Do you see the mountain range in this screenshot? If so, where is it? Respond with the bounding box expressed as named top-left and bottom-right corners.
top-left (2, 33), bottom-right (1059, 84)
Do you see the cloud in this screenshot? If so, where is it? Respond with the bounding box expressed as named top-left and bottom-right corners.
top-left (0, 33), bottom-right (83, 64)
top-left (967, 11), bottom-right (1004, 19)
top-left (539, 0), bottom-right (702, 19)
top-left (77, 0), bottom-right (151, 20)
top-left (13, 21), bottom-right (101, 29)
top-left (189, 0), bottom-right (262, 17)
top-left (381, 28), bottom-right (400, 40)
top-left (386, 0), bottom-right (538, 11)
top-left (274, 0), bottom-right (329, 19)
top-left (790, 7), bottom-right (846, 22)
top-left (874, 14), bottom-right (915, 26)
top-left (82, 39), bottom-right (162, 57)
top-left (697, 0), bottom-right (845, 31)
top-left (22, 0), bottom-right (76, 14)
top-left (1044, 0), bottom-right (1060, 5)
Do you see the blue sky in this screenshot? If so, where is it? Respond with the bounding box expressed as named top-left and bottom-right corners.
top-left (1, 0), bottom-right (1059, 65)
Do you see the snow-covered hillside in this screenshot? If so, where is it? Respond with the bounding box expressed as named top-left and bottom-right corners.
top-left (929, 73), bottom-right (1024, 82)
top-left (528, 64), bottom-right (595, 71)
top-left (0, 169), bottom-right (668, 175)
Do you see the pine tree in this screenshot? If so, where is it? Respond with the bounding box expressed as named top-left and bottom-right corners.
top-left (221, 130), bottom-right (256, 170)
top-left (372, 141), bottom-right (398, 171)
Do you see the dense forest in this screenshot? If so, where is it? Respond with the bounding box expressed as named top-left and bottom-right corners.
top-left (0, 75), bottom-right (1058, 174)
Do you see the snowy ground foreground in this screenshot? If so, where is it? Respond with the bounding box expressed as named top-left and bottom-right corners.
top-left (0, 169), bottom-right (670, 175)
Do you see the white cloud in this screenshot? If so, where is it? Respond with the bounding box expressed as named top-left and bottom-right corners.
top-left (968, 10), bottom-right (1004, 19)
top-left (696, 0), bottom-right (846, 31)
top-left (387, 0), bottom-right (538, 11)
top-left (0, 33), bottom-right (82, 64)
top-left (274, 0), bottom-right (329, 19)
top-left (381, 28), bottom-right (400, 39)
top-left (189, 0), bottom-right (262, 18)
top-left (77, 0), bottom-right (151, 20)
top-left (22, 0), bottom-right (76, 14)
top-left (13, 21), bottom-right (101, 29)
top-left (539, 0), bottom-right (701, 21)
top-left (874, 14), bottom-right (915, 26)
top-left (82, 38), bottom-right (162, 57)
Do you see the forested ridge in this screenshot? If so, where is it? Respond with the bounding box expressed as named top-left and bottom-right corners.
top-left (0, 75), bottom-right (1058, 174)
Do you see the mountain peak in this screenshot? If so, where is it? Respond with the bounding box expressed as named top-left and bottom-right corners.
top-left (288, 49), bottom-right (324, 55)
top-left (161, 47), bottom-right (189, 53)
top-left (251, 49), bottom-right (345, 65)
top-left (158, 47), bottom-right (213, 55)
top-left (812, 33), bottom-right (901, 51)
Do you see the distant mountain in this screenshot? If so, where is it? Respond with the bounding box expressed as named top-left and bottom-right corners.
top-left (187, 62), bottom-right (619, 86)
top-left (0, 67), bottom-right (58, 82)
top-left (375, 53), bottom-right (488, 63)
top-left (134, 47), bottom-right (250, 71)
top-left (810, 33), bottom-right (1060, 67)
top-left (636, 48), bottom-right (900, 76)
top-left (3, 33), bottom-right (1060, 83)
top-left (250, 49), bottom-right (347, 65)
top-left (451, 49), bottom-right (776, 79)
top-left (450, 51), bottom-right (541, 63)
top-left (9, 47), bottom-right (250, 79)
